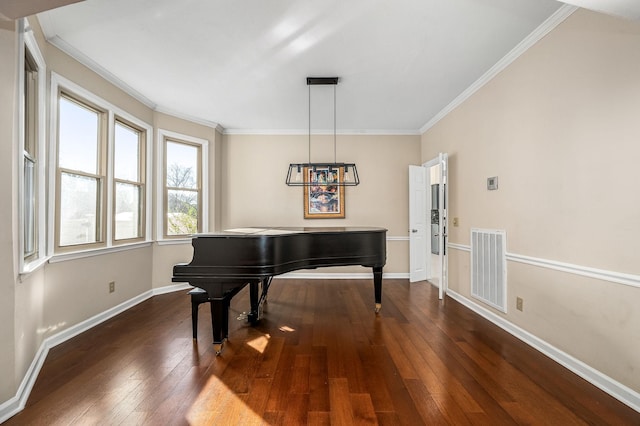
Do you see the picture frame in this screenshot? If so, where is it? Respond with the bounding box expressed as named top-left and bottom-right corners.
top-left (303, 166), bottom-right (345, 219)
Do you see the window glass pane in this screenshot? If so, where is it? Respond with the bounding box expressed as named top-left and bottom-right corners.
top-left (58, 96), bottom-right (99, 174)
top-left (114, 122), bottom-right (140, 181)
top-left (24, 157), bottom-right (36, 257)
top-left (115, 182), bottom-right (141, 240)
top-left (166, 141), bottom-right (198, 189)
top-left (167, 189), bottom-right (198, 235)
top-left (24, 52), bottom-right (38, 157)
top-left (60, 172), bottom-right (99, 246)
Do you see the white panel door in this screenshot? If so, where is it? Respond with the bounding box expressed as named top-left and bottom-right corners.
top-left (409, 165), bottom-right (427, 282)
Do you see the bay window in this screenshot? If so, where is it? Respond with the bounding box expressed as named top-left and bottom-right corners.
top-left (52, 73), bottom-right (151, 255)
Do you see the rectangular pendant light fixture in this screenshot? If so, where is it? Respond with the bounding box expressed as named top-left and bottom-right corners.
top-left (285, 77), bottom-right (360, 186)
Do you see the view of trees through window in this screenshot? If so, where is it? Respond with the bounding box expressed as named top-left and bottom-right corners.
top-left (166, 140), bottom-right (199, 236)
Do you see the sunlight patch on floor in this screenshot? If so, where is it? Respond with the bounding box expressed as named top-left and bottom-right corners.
top-left (188, 375), bottom-right (265, 425)
top-left (246, 334), bottom-right (271, 354)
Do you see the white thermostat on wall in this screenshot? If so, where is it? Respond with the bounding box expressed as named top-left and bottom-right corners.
top-left (487, 176), bottom-right (498, 190)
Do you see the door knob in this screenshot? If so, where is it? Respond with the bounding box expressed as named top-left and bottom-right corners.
top-left (411, 229), bottom-right (418, 233)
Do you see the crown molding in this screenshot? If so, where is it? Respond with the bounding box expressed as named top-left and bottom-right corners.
top-left (154, 105), bottom-right (223, 133)
top-left (46, 35), bottom-right (158, 109)
top-left (223, 128), bottom-right (421, 136)
top-left (419, 4), bottom-right (578, 134)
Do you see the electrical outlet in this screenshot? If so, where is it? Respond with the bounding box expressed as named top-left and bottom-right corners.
top-left (516, 297), bottom-right (523, 311)
top-left (109, 281), bottom-right (115, 293)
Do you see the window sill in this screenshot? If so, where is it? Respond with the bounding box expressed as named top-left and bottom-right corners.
top-left (19, 256), bottom-right (50, 280)
top-left (49, 241), bottom-right (153, 264)
top-left (155, 238), bottom-right (192, 246)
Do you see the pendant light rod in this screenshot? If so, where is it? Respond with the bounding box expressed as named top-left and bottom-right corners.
top-left (308, 83), bottom-right (311, 164)
top-left (307, 77), bottom-right (339, 162)
top-left (306, 77), bottom-right (339, 85)
top-left (334, 83), bottom-right (337, 163)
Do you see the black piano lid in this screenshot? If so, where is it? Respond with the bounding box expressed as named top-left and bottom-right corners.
top-left (192, 226), bottom-right (387, 237)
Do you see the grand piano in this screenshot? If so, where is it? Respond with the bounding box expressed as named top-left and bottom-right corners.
top-left (172, 226), bottom-right (387, 353)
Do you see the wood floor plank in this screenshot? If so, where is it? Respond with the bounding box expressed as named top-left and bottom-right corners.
top-left (308, 345), bottom-right (330, 412)
top-left (307, 411), bottom-right (331, 425)
top-left (328, 377), bottom-right (356, 425)
top-left (349, 393), bottom-right (378, 425)
top-left (355, 345), bottom-right (396, 413)
top-left (4, 279), bottom-right (639, 425)
top-left (404, 378), bottom-right (450, 425)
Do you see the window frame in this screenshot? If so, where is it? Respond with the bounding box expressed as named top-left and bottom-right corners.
top-left (55, 91), bottom-right (108, 252)
top-left (157, 129), bottom-right (208, 241)
top-left (112, 117), bottom-right (146, 244)
top-left (18, 19), bottom-right (48, 274)
top-left (49, 72), bottom-right (153, 257)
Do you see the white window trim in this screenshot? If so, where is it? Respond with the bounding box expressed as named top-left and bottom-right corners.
top-left (156, 128), bottom-right (209, 241)
top-left (18, 19), bottom-right (48, 275)
top-left (49, 72), bottom-right (153, 259)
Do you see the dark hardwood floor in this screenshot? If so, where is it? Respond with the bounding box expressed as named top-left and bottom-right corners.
top-left (5, 279), bottom-right (639, 425)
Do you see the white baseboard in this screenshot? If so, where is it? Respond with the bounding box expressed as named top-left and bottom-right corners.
top-left (446, 289), bottom-right (640, 413)
top-left (0, 283), bottom-right (190, 424)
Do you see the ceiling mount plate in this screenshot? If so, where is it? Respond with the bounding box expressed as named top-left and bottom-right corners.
top-left (307, 77), bottom-right (339, 85)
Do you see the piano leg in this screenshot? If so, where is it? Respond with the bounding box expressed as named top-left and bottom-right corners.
top-left (209, 297), bottom-right (228, 354)
top-left (208, 284), bottom-right (245, 355)
top-left (373, 266), bottom-right (383, 313)
top-left (249, 281), bottom-right (260, 324)
top-left (248, 277), bottom-right (272, 324)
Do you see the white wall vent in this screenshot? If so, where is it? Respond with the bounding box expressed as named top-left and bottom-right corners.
top-left (471, 229), bottom-right (507, 312)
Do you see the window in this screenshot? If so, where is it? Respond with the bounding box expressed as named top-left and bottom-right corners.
top-left (158, 130), bottom-right (208, 239)
top-left (56, 94), bottom-right (106, 249)
top-left (51, 73), bottom-right (152, 255)
top-left (165, 139), bottom-right (201, 236)
top-left (20, 19), bottom-right (47, 273)
top-left (114, 120), bottom-right (145, 241)
top-left (23, 51), bottom-right (38, 259)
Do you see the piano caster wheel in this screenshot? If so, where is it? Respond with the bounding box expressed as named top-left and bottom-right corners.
top-left (375, 303), bottom-right (381, 313)
top-left (214, 342), bottom-right (224, 355)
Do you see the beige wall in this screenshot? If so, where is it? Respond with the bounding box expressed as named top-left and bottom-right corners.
top-left (422, 9), bottom-right (640, 391)
top-left (222, 133), bottom-right (421, 274)
top-left (0, 19), bottom-right (18, 402)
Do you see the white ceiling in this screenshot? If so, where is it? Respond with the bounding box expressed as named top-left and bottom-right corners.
top-left (33, 0), bottom-right (626, 133)
top-left (561, 0), bottom-right (640, 20)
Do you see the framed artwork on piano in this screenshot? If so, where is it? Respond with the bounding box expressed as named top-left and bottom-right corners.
top-left (303, 166), bottom-right (345, 219)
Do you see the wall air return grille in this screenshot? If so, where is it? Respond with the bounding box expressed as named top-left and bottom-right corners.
top-left (471, 229), bottom-right (507, 312)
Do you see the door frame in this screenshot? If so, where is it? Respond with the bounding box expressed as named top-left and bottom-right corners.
top-left (422, 153), bottom-right (448, 299)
